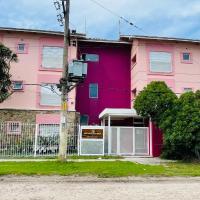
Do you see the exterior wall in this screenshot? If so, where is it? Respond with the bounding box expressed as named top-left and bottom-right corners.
top-left (76, 42), bottom-right (131, 125)
top-left (0, 109), bottom-right (79, 124)
top-left (0, 31), bottom-right (77, 111)
top-left (131, 39), bottom-right (200, 102)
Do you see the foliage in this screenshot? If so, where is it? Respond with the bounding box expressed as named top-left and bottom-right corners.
top-left (134, 81), bottom-right (200, 160)
top-left (134, 81), bottom-right (177, 126)
top-left (162, 91), bottom-right (200, 160)
top-left (0, 43), bottom-right (17, 103)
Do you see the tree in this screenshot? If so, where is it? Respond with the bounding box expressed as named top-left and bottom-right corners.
top-left (162, 91), bottom-right (200, 159)
top-left (0, 43), bottom-right (17, 103)
top-left (134, 81), bottom-right (200, 160)
top-left (134, 81), bottom-right (177, 126)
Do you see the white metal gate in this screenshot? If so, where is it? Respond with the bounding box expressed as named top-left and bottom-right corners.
top-left (107, 127), bottom-right (149, 156)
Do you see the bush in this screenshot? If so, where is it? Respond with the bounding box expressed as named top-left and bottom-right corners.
top-left (134, 81), bottom-right (200, 160)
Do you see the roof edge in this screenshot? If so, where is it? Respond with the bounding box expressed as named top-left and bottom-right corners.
top-left (0, 27), bottom-right (86, 38)
top-left (120, 35), bottom-right (200, 44)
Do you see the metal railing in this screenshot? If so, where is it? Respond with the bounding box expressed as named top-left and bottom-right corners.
top-left (0, 122), bottom-right (79, 158)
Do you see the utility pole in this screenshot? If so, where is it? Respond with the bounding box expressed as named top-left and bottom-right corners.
top-left (58, 0), bottom-right (70, 161)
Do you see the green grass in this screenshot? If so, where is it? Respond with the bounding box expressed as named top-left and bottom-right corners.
top-left (0, 155), bottom-right (123, 160)
top-left (0, 161), bottom-right (199, 177)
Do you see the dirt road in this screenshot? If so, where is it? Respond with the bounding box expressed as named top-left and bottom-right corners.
top-left (0, 176), bottom-right (200, 200)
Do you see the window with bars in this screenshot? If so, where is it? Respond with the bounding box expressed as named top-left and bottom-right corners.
top-left (6, 122), bottom-right (21, 135)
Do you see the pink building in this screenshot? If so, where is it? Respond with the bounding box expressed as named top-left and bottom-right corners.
top-left (120, 35), bottom-right (200, 102)
top-left (0, 28), bottom-right (200, 157)
top-left (0, 27), bottom-right (85, 125)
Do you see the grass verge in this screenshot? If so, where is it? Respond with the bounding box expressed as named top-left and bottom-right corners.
top-left (0, 161), bottom-right (199, 177)
top-left (0, 155), bottom-right (123, 160)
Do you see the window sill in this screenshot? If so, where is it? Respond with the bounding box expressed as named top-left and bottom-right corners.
top-left (181, 61), bottom-right (193, 64)
top-left (39, 67), bottom-right (63, 72)
top-left (147, 71), bottom-right (174, 76)
top-left (12, 89), bottom-right (24, 92)
top-left (38, 104), bottom-right (61, 109)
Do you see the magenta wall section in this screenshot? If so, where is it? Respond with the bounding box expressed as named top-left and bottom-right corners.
top-left (76, 42), bottom-right (131, 125)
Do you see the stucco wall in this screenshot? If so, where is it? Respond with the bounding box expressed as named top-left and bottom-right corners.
top-left (0, 31), bottom-right (77, 111)
top-left (131, 39), bottom-right (200, 102)
top-left (76, 42), bottom-right (131, 125)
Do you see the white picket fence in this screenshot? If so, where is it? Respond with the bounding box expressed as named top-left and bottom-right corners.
top-left (0, 122), bottom-right (79, 158)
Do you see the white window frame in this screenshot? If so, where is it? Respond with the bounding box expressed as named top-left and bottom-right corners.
top-left (6, 121), bottom-right (22, 135)
top-left (89, 83), bottom-right (98, 99)
top-left (12, 81), bottom-right (23, 91)
top-left (38, 124), bottom-right (60, 137)
top-left (183, 88), bottom-right (193, 92)
top-left (42, 46), bottom-right (63, 69)
top-left (40, 83), bottom-right (61, 106)
top-left (150, 51), bottom-right (172, 73)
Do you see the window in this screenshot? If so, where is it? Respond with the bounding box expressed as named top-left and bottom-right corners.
top-left (80, 115), bottom-right (89, 125)
top-left (40, 84), bottom-right (61, 106)
top-left (42, 46), bottom-right (63, 69)
top-left (7, 122), bottom-right (21, 135)
top-left (17, 43), bottom-right (27, 53)
top-left (184, 88), bottom-right (193, 92)
top-left (12, 81), bottom-right (23, 91)
top-left (150, 51), bottom-right (172, 73)
top-left (39, 124), bottom-right (59, 137)
top-left (81, 54), bottom-right (99, 62)
top-left (182, 52), bottom-right (191, 62)
top-left (132, 54), bottom-right (137, 67)
top-left (89, 83), bottom-right (98, 98)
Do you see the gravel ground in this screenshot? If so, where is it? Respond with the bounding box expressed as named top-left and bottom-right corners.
top-left (0, 176), bottom-right (200, 200)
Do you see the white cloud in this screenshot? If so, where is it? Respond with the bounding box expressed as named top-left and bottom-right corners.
top-left (0, 0), bottom-right (200, 39)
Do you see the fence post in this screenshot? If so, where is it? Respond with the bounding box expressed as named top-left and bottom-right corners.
top-left (34, 124), bottom-right (38, 157)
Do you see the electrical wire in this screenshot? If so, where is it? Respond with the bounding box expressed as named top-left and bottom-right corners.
top-left (88, 0), bottom-right (146, 33)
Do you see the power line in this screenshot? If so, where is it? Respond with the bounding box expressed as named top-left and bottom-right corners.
top-left (88, 0), bottom-right (145, 33)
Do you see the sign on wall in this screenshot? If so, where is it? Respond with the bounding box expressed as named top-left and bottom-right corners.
top-left (82, 128), bottom-right (103, 139)
top-left (79, 126), bottom-right (104, 156)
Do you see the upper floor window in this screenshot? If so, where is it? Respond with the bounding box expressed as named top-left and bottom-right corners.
top-left (150, 51), bottom-right (172, 73)
top-left (17, 43), bottom-right (28, 54)
top-left (81, 54), bottom-right (99, 62)
top-left (182, 52), bottom-right (192, 63)
top-left (132, 54), bottom-right (137, 67)
top-left (184, 88), bottom-right (193, 92)
top-left (12, 81), bottom-right (23, 91)
top-left (40, 84), bottom-right (61, 106)
top-left (42, 46), bottom-right (63, 69)
top-left (89, 83), bottom-right (98, 98)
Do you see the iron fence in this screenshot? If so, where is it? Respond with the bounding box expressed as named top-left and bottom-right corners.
top-left (0, 122), bottom-right (79, 158)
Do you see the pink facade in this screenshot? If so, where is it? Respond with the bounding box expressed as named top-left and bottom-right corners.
top-left (0, 28), bottom-right (86, 125)
top-left (130, 37), bottom-right (200, 102)
top-left (0, 30), bottom-right (78, 119)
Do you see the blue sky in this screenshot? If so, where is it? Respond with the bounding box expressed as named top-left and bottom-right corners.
top-left (0, 0), bottom-right (200, 40)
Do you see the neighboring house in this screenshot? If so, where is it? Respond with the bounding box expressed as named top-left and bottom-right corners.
top-left (76, 38), bottom-right (131, 125)
top-left (0, 27), bottom-right (85, 131)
